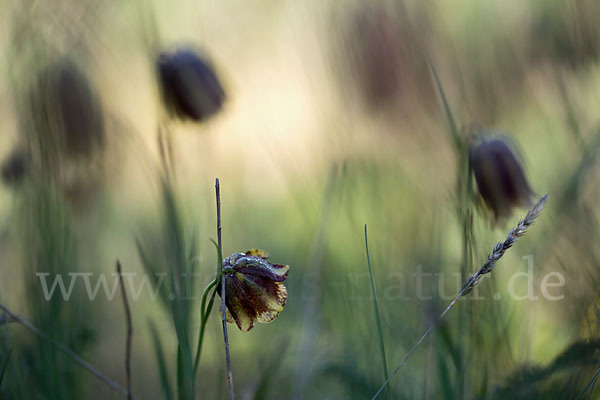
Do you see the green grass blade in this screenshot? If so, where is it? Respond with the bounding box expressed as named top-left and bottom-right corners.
top-left (428, 56), bottom-right (470, 400)
top-left (0, 348), bottom-right (12, 386)
top-left (194, 278), bottom-right (218, 372)
top-left (435, 336), bottom-right (454, 400)
top-left (177, 345), bottom-right (184, 400)
top-left (149, 321), bottom-right (173, 400)
top-left (427, 57), bottom-right (461, 150)
top-left (574, 364), bottom-right (600, 400)
top-left (364, 225), bottom-right (391, 400)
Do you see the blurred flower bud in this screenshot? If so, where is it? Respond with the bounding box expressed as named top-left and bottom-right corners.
top-left (344, 6), bottom-right (403, 110)
top-left (157, 48), bottom-right (226, 122)
top-left (218, 250), bottom-right (289, 332)
top-left (469, 135), bottom-right (534, 221)
top-left (30, 58), bottom-right (105, 162)
top-left (1, 147), bottom-right (28, 186)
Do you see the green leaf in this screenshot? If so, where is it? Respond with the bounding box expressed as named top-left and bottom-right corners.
top-left (427, 57), bottom-right (461, 150)
top-left (177, 345), bottom-right (184, 400)
top-left (0, 348), bottom-right (12, 386)
top-left (149, 321), bottom-right (173, 400)
top-left (435, 329), bottom-right (455, 400)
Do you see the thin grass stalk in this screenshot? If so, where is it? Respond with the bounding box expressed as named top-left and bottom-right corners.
top-left (0, 348), bottom-right (12, 386)
top-left (574, 363), bottom-right (600, 400)
top-left (427, 56), bottom-right (461, 150)
top-left (117, 261), bottom-right (133, 400)
top-left (215, 178), bottom-right (234, 399)
top-left (154, 167), bottom-right (195, 400)
top-left (364, 225), bottom-right (391, 400)
top-left (371, 195), bottom-right (548, 400)
top-left (0, 303), bottom-right (135, 399)
top-left (149, 321), bottom-right (174, 400)
top-left (428, 56), bottom-right (472, 398)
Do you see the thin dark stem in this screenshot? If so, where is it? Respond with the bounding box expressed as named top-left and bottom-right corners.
top-left (0, 303), bottom-right (136, 399)
top-left (221, 277), bottom-right (234, 400)
top-left (117, 261), bottom-right (133, 400)
top-left (216, 178), bottom-right (222, 268)
top-left (215, 178), bottom-right (234, 399)
top-left (0, 314), bottom-right (15, 325)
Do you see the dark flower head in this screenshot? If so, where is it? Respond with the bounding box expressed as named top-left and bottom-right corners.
top-left (469, 134), bottom-right (535, 222)
top-left (157, 48), bottom-right (226, 122)
top-left (30, 58), bottom-right (105, 161)
top-left (344, 5), bottom-right (403, 110)
top-left (218, 250), bottom-right (289, 332)
top-left (1, 147), bottom-right (29, 186)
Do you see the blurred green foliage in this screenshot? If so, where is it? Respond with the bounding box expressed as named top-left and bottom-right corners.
top-left (0, 0), bottom-right (600, 399)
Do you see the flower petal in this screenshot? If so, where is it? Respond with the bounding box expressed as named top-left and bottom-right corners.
top-left (245, 249), bottom-right (270, 259)
top-left (234, 272), bottom-right (287, 325)
top-left (236, 257), bottom-right (289, 282)
top-left (222, 275), bottom-right (256, 332)
top-left (469, 135), bottom-right (534, 221)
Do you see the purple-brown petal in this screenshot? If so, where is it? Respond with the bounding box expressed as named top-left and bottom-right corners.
top-left (157, 48), bottom-right (226, 122)
top-left (234, 272), bottom-right (287, 325)
top-left (220, 275), bottom-right (256, 332)
top-left (235, 257), bottom-right (289, 282)
top-left (469, 136), bottom-right (534, 221)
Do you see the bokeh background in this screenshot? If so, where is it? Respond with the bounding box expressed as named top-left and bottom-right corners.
top-left (1, 0), bottom-right (600, 399)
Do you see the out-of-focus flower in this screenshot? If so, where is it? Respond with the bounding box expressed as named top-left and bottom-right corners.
top-left (218, 249), bottom-right (289, 332)
top-left (337, 3), bottom-right (433, 115)
top-left (469, 135), bottom-right (534, 221)
top-left (157, 48), bottom-right (226, 122)
top-left (1, 147), bottom-right (28, 186)
top-left (30, 58), bottom-right (105, 162)
top-left (343, 6), bottom-right (403, 110)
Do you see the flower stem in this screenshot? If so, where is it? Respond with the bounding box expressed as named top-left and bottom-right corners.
top-left (116, 261), bottom-right (133, 400)
top-left (221, 276), bottom-right (234, 400)
top-left (216, 178), bottom-right (222, 276)
top-left (215, 178), bottom-right (234, 399)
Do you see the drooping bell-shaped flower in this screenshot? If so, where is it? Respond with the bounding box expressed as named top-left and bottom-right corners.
top-left (157, 48), bottom-right (226, 122)
top-left (30, 58), bottom-right (105, 162)
top-left (218, 249), bottom-right (289, 332)
top-left (1, 147), bottom-right (28, 186)
top-left (343, 5), bottom-right (404, 110)
top-left (469, 135), bottom-right (535, 221)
